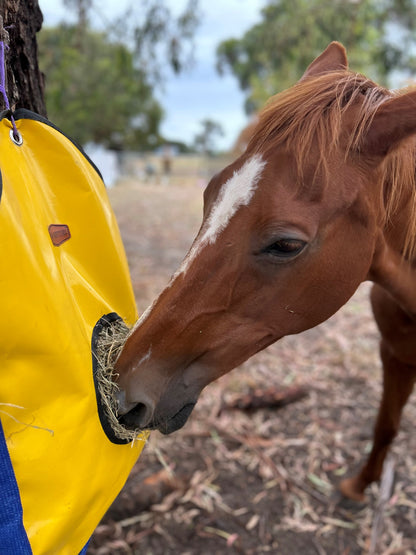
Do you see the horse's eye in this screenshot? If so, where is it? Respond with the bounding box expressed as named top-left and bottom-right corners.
top-left (263, 238), bottom-right (306, 258)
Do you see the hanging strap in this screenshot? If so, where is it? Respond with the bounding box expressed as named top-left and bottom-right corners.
top-left (0, 17), bottom-right (21, 142)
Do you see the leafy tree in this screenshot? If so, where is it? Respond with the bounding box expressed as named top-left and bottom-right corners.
top-left (62, 0), bottom-right (91, 50)
top-left (38, 1), bottom-right (200, 149)
top-left (217, 0), bottom-right (416, 113)
top-left (62, 0), bottom-right (199, 83)
top-left (193, 119), bottom-right (224, 156)
top-left (130, 0), bottom-right (199, 81)
top-left (38, 25), bottom-right (163, 150)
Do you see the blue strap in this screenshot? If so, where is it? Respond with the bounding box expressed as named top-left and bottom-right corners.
top-left (79, 540), bottom-right (91, 554)
top-left (0, 419), bottom-right (32, 554)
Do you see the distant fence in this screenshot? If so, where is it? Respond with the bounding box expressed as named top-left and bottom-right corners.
top-left (119, 152), bottom-right (233, 186)
top-left (83, 146), bottom-right (234, 188)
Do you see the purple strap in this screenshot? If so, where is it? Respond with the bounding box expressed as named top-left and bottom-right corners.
top-left (0, 38), bottom-right (19, 140)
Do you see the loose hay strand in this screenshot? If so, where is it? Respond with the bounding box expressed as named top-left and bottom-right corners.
top-left (95, 318), bottom-right (145, 443)
top-left (0, 404), bottom-right (54, 436)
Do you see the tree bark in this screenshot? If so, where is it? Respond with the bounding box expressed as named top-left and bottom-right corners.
top-left (2, 0), bottom-right (46, 116)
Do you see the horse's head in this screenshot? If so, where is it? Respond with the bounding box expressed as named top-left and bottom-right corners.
top-left (115, 42), bottom-right (416, 435)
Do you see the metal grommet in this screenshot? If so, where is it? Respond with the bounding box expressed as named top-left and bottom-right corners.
top-left (9, 128), bottom-right (23, 146)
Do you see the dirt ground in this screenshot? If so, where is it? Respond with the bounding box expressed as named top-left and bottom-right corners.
top-left (87, 174), bottom-right (416, 555)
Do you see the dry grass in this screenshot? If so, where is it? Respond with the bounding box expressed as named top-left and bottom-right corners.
top-left (88, 176), bottom-right (416, 555)
top-left (94, 317), bottom-right (143, 442)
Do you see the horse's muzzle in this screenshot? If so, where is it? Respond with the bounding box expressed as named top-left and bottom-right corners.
top-left (117, 392), bottom-right (196, 435)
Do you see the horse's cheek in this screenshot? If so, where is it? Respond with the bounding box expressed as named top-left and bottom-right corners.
top-left (277, 225), bottom-right (374, 334)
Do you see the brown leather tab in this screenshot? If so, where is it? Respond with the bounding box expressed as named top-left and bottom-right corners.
top-left (48, 224), bottom-right (71, 246)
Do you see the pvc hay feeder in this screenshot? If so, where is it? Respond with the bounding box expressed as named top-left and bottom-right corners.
top-left (0, 109), bottom-right (147, 555)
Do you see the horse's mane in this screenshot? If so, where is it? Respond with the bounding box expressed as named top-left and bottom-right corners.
top-left (246, 71), bottom-right (416, 257)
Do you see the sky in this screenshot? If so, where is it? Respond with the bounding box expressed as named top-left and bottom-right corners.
top-left (39, 0), bottom-right (266, 150)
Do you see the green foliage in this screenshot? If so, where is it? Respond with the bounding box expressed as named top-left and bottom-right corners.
top-left (193, 119), bottom-right (224, 156)
top-left (38, 24), bottom-right (164, 149)
top-left (132, 0), bottom-right (200, 81)
top-left (217, 0), bottom-right (416, 113)
top-left (37, 0), bottom-right (200, 149)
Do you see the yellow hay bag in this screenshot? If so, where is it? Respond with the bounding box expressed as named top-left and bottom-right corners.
top-left (0, 109), bottom-right (147, 554)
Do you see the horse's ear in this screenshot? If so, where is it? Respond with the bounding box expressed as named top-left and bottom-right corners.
top-left (300, 42), bottom-right (348, 81)
top-left (360, 91), bottom-right (416, 158)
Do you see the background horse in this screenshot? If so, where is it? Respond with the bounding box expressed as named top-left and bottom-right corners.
top-left (114, 42), bottom-right (416, 502)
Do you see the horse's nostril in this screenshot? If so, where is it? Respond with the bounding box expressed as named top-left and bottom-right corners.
top-left (119, 401), bottom-right (154, 430)
top-left (116, 389), bottom-right (137, 416)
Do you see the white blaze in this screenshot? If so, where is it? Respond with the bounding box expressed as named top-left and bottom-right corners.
top-left (179, 154), bottom-right (266, 275)
top-left (129, 155), bottom-right (266, 337)
top-left (202, 154), bottom-right (266, 244)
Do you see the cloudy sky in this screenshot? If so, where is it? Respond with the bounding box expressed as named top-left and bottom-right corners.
top-left (39, 0), bottom-right (265, 150)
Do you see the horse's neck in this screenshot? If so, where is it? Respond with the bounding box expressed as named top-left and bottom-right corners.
top-left (369, 189), bottom-right (416, 318)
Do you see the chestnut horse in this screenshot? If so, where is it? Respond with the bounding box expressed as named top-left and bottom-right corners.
top-left (116, 42), bottom-right (416, 502)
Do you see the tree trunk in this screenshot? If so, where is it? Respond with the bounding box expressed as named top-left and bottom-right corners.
top-left (2, 0), bottom-right (46, 116)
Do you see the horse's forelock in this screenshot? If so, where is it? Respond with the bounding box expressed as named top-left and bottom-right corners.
top-left (247, 72), bottom-right (388, 161)
top-left (246, 71), bottom-right (416, 258)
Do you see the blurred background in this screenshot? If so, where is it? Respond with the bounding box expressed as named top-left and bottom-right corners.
top-left (34, 2), bottom-right (416, 553)
top-left (38, 0), bottom-right (416, 186)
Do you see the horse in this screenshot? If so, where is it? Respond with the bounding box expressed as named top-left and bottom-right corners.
top-left (114, 42), bottom-right (416, 502)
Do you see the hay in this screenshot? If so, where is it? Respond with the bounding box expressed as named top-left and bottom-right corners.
top-left (95, 318), bottom-right (145, 443)
top-left (0, 403), bottom-right (54, 436)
